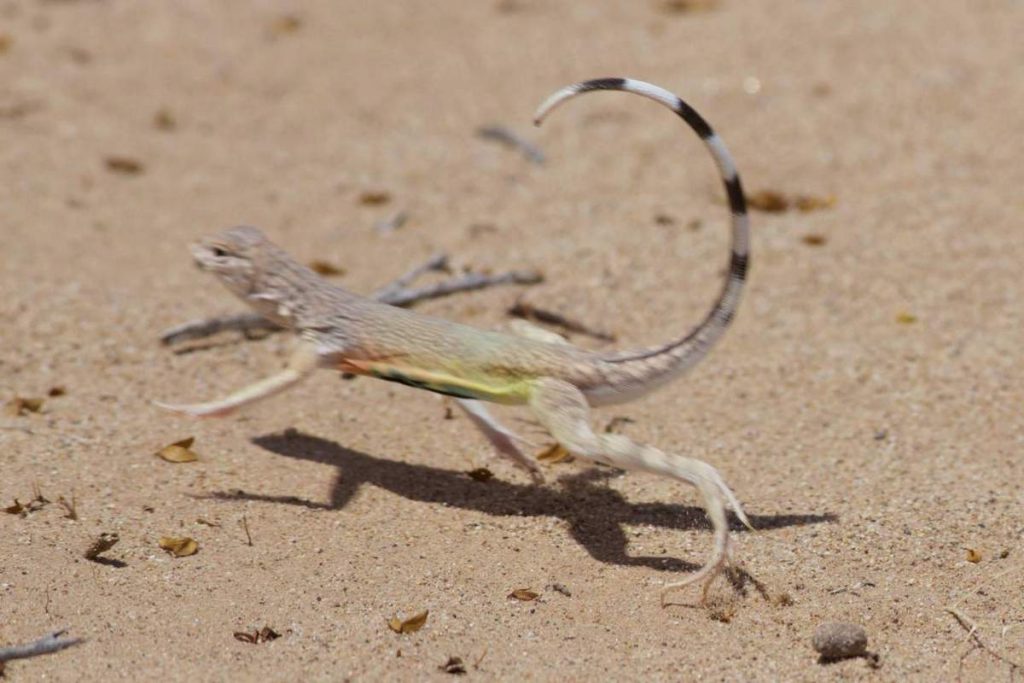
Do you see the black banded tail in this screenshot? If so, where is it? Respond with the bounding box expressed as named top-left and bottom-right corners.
top-left (533, 78), bottom-right (749, 399)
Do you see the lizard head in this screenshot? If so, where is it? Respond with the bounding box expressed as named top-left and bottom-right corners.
top-left (190, 225), bottom-right (269, 294)
top-left (190, 226), bottom-right (319, 328)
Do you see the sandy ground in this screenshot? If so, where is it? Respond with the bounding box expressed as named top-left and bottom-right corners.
top-left (2, 0), bottom-right (1022, 680)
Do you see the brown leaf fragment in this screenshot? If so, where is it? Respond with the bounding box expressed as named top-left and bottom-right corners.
top-left (235, 626), bottom-right (280, 644)
top-left (661, 0), bottom-right (719, 13)
top-left (156, 437), bottom-right (199, 463)
top-left (256, 626), bottom-right (280, 643)
top-left (508, 588), bottom-right (539, 601)
top-left (895, 312), bottom-right (917, 325)
top-left (3, 500), bottom-right (25, 515)
top-left (746, 190), bottom-right (789, 213)
top-left (308, 259), bottom-right (346, 276)
top-left (801, 234), bottom-right (827, 246)
top-left (153, 108), bottom-right (176, 131)
top-left (47, 386), bottom-right (66, 397)
top-left (84, 532), bottom-right (120, 561)
top-left (966, 548), bottom-right (982, 563)
top-left (387, 610), bottom-right (429, 634)
top-left (269, 14), bottom-right (302, 36)
top-left (795, 194), bottom-right (837, 212)
top-left (4, 397), bottom-right (44, 416)
top-left (535, 443), bottom-right (572, 464)
top-left (104, 156), bottom-right (145, 175)
top-left (466, 467), bottom-right (494, 482)
top-left (159, 536), bottom-right (199, 557)
top-left (358, 189), bottom-right (391, 206)
top-left (440, 656), bottom-right (467, 675)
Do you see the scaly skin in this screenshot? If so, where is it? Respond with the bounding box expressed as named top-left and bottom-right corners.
top-left (157, 78), bottom-right (753, 604)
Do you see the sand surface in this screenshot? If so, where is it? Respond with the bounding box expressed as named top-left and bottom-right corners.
top-left (1, 1), bottom-right (1022, 680)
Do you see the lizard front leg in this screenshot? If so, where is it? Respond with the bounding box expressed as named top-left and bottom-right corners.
top-left (155, 344), bottom-right (322, 418)
top-left (527, 377), bottom-right (752, 605)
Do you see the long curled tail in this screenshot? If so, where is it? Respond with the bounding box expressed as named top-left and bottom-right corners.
top-left (534, 78), bottom-right (749, 403)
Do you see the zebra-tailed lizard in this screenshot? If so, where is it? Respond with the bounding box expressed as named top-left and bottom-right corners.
top-left (157, 78), bottom-right (752, 602)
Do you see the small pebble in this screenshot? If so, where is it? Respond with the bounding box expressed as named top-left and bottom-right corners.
top-left (812, 622), bottom-right (868, 660)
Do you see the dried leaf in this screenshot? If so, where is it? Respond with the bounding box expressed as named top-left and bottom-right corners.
top-left (104, 156), bottom-right (145, 175)
top-left (159, 536), bottom-right (199, 557)
top-left (308, 260), bottom-right (346, 276)
top-left (661, 0), bottom-right (719, 13)
top-left (3, 499), bottom-right (25, 515)
top-left (156, 437), bottom-right (199, 463)
top-left (536, 443), bottom-right (572, 464)
top-left (746, 190), bottom-right (789, 213)
top-left (966, 548), bottom-right (982, 564)
top-left (801, 234), bottom-right (827, 246)
top-left (895, 312), bottom-right (917, 325)
top-left (795, 194), bottom-right (837, 212)
top-left (466, 467), bottom-right (494, 482)
top-left (4, 397), bottom-right (44, 416)
top-left (508, 588), bottom-right (539, 601)
top-left (196, 517), bottom-right (220, 527)
top-left (387, 610), bottom-right (429, 634)
top-left (358, 190), bottom-right (391, 206)
top-left (153, 108), bottom-right (177, 131)
top-left (269, 14), bottom-right (302, 36)
top-left (85, 532), bottom-right (120, 560)
top-left (234, 626), bottom-right (281, 644)
top-left (440, 656), bottom-right (467, 675)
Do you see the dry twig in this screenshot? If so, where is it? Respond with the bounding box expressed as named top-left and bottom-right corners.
top-left (0, 629), bottom-right (83, 672)
top-left (508, 298), bottom-right (616, 342)
top-left (477, 125), bottom-right (545, 165)
top-left (945, 606), bottom-right (1022, 679)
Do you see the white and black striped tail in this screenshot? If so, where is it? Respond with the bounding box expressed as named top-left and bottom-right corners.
top-left (534, 78), bottom-right (749, 389)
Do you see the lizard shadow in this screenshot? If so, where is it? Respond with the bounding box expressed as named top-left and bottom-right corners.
top-left (206, 430), bottom-right (836, 575)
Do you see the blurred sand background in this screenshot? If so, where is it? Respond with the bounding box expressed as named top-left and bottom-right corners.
top-left (1, 0), bottom-right (1022, 680)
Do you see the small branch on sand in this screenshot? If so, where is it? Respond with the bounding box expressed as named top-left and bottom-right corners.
top-left (0, 629), bottom-right (83, 673)
top-left (508, 298), bottom-right (616, 342)
top-left (477, 125), bottom-right (546, 165)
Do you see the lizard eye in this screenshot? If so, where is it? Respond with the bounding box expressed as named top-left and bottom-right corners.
top-left (211, 247), bottom-right (228, 258)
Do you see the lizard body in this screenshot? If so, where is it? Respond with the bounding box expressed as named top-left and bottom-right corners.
top-left (158, 78), bottom-right (752, 602)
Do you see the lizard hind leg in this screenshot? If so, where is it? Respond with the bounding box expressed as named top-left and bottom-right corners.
top-left (455, 399), bottom-right (544, 483)
top-left (528, 377), bottom-right (750, 605)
